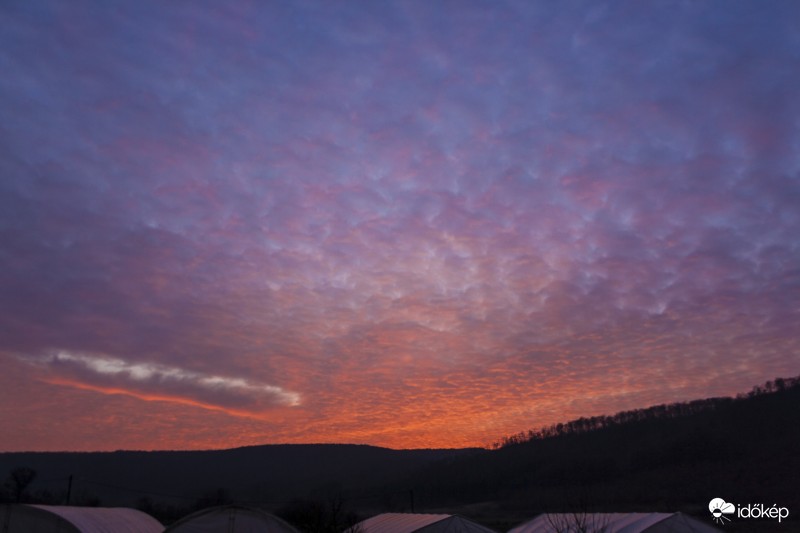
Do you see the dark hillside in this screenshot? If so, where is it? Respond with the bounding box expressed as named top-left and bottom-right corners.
top-left (403, 376), bottom-right (800, 529)
top-left (0, 445), bottom-right (477, 509)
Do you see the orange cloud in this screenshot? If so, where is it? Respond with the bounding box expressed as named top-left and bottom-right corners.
top-left (40, 377), bottom-right (286, 421)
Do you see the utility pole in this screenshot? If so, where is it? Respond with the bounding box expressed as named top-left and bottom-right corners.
top-left (66, 475), bottom-right (73, 505)
top-left (409, 489), bottom-right (415, 513)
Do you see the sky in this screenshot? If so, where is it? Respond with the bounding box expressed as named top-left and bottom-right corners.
top-left (1, 0), bottom-right (798, 452)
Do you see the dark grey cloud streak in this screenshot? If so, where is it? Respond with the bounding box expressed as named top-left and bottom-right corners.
top-left (0, 0), bottom-right (798, 450)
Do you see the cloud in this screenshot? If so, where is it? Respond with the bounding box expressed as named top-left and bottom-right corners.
top-left (0, 1), bottom-right (798, 450)
top-left (18, 350), bottom-right (301, 413)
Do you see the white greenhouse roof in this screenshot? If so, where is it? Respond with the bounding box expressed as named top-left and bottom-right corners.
top-left (508, 512), bottom-right (722, 533)
top-left (348, 512), bottom-right (497, 533)
top-left (0, 504), bottom-right (163, 533)
top-left (165, 505), bottom-right (299, 533)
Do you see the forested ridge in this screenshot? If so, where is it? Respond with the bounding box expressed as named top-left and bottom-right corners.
top-left (493, 375), bottom-right (800, 448)
top-left (402, 375), bottom-right (800, 527)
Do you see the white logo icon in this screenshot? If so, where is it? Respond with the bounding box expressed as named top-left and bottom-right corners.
top-left (709, 498), bottom-right (736, 524)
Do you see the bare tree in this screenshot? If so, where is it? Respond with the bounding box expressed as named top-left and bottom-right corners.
top-left (544, 486), bottom-right (610, 533)
top-left (545, 511), bottom-right (610, 532)
top-left (277, 493), bottom-right (362, 533)
top-left (6, 467), bottom-right (37, 503)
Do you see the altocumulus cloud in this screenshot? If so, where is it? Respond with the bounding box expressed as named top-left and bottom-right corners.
top-left (1, 0), bottom-right (799, 450)
top-left (18, 351), bottom-right (301, 413)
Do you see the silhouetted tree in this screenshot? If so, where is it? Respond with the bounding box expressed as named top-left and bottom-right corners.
top-left (5, 467), bottom-right (37, 503)
top-left (277, 494), bottom-right (361, 533)
top-left (192, 487), bottom-right (232, 510)
top-left (546, 512), bottom-right (610, 533)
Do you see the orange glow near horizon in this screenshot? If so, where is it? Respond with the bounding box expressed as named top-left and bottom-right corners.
top-left (19, 354), bottom-right (784, 452)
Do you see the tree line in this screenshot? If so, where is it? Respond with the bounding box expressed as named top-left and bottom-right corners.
top-left (492, 375), bottom-right (800, 448)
